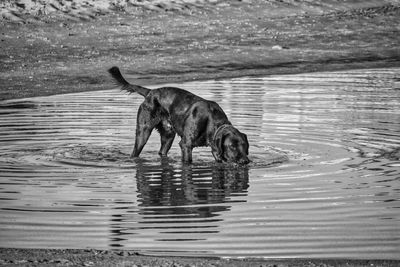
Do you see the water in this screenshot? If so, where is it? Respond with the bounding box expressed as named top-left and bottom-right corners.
top-left (0, 68), bottom-right (399, 259)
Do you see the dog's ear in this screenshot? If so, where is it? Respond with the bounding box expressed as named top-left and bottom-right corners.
top-left (241, 132), bottom-right (249, 154)
top-left (212, 131), bottom-right (227, 162)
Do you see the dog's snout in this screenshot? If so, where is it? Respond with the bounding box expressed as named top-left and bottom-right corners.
top-left (238, 157), bottom-right (250, 165)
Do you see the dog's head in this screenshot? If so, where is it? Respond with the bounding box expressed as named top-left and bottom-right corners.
top-left (212, 125), bottom-right (250, 165)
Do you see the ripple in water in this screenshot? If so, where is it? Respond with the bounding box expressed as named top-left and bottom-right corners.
top-left (0, 68), bottom-right (399, 259)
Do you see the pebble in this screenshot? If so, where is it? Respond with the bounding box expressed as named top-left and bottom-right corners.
top-left (272, 45), bottom-right (289, 50)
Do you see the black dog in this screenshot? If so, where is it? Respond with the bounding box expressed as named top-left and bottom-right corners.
top-left (108, 66), bottom-right (249, 164)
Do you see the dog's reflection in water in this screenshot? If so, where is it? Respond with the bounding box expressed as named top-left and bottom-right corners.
top-left (135, 158), bottom-right (249, 214)
top-left (107, 159), bottom-right (248, 247)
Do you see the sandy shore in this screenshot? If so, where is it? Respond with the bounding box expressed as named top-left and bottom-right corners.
top-left (1, 0), bottom-right (400, 100)
top-left (1, 248), bottom-right (400, 267)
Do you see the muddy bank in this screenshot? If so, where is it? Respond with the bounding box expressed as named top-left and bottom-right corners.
top-left (1, 248), bottom-right (399, 267)
top-left (1, 0), bottom-right (400, 100)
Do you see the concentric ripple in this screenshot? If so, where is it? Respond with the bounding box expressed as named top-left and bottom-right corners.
top-left (0, 68), bottom-right (399, 259)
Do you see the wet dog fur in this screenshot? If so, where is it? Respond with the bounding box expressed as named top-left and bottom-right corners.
top-left (108, 66), bottom-right (250, 164)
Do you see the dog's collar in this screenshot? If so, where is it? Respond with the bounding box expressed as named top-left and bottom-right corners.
top-left (213, 124), bottom-right (232, 141)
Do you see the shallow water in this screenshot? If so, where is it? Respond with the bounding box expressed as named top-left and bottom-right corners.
top-left (0, 68), bottom-right (399, 259)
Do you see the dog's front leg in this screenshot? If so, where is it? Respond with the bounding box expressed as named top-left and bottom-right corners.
top-left (179, 140), bottom-right (193, 163)
top-left (157, 121), bottom-right (176, 157)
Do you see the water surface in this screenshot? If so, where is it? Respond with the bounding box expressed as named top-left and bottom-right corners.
top-left (0, 68), bottom-right (399, 259)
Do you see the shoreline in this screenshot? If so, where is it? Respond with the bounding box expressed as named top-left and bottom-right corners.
top-left (1, 248), bottom-right (400, 267)
top-left (2, 64), bottom-right (400, 103)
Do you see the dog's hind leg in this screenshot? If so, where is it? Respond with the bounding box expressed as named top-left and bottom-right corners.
top-left (131, 103), bottom-right (160, 158)
top-left (156, 120), bottom-right (176, 157)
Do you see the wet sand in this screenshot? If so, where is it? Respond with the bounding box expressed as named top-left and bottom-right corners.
top-left (1, 0), bottom-right (399, 100)
top-left (1, 1), bottom-right (400, 266)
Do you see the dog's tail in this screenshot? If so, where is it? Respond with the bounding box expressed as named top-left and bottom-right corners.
top-left (108, 66), bottom-right (151, 97)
